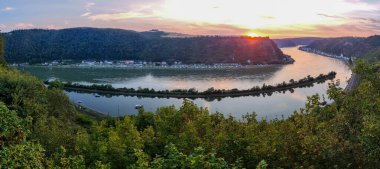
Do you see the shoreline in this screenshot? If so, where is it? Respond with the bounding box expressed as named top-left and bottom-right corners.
top-left (298, 46), bottom-right (351, 63)
top-left (13, 61), bottom-right (295, 70)
top-left (49, 72), bottom-right (337, 99)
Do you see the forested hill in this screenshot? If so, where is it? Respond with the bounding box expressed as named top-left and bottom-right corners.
top-left (364, 46), bottom-right (380, 62)
top-left (0, 35), bottom-right (5, 65)
top-left (305, 36), bottom-right (380, 59)
top-left (273, 37), bottom-right (323, 48)
top-left (2, 28), bottom-right (292, 64)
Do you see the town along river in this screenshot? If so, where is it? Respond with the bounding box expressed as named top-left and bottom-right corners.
top-left (22, 47), bottom-right (351, 120)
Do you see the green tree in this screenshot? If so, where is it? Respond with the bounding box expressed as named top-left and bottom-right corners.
top-left (0, 102), bottom-right (26, 146)
top-left (46, 146), bottom-right (86, 169)
top-left (0, 142), bottom-right (45, 168)
top-left (0, 35), bottom-right (6, 66)
top-left (0, 102), bottom-right (46, 168)
top-left (151, 144), bottom-right (231, 169)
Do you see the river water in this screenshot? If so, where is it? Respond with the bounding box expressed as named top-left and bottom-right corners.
top-left (22, 47), bottom-right (351, 119)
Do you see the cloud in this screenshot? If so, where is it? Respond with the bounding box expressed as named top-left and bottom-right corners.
top-left (46, 24), bottom-right (60, 30)
top-left (85, 2), bottom-right (95, 11)
top-left (0, 24), bottom-right (6, 31)
top-left (85, 0), bottom-right (162, 21)
top-left (315, 8), bottom-right (380, 37)
top-left (2, 7), bottom-right (14, 12)
top-left (81, 12), bottom-right (92, 17)
top-left (260, 16), bottom-right (276, 20)
top-left (252, 22), bottom-right (380, 38)
top-left (318, 12), bottom-right (379, 23)
top-left (88, 12), bottom-right (152, 21)
top-left (184, 23), bottom-right (250, 35)
top-left (353, 16), bottom-right (378, 23)
top-left (81, 2), bottom-right (95, 17)
top-left (345, 0), bottom-right (379, 4)
top-left (2, 0), bottom-right (380, 37)
top-left (15, 23), bottom-right (35, 29)
top-left (317, 13), bottom-right (345, 19)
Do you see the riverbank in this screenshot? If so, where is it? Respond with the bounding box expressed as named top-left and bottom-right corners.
top-left (299, 46), bottom-right (351, 63)
top-left (298, 47), bottom-right (357, 92)
top-left (47, 72), bottom-right (337, 99)
top-left (16, 63), bottom-right (281, 70)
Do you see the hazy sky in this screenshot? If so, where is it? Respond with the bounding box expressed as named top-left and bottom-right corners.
top-left (1, 0), bottom-right (380, 38)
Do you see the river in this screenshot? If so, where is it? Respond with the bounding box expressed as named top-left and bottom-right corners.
top-left (21, 47), bottom-right (352, 119)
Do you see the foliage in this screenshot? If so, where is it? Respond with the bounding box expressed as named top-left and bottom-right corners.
top-left (0, 102), bottom-right (44, 168)
top-left (0, 102), bottom-right (26, 147)
top-left (2, 53), bottom-right (380, 168)
top-left (0, 142), bottom-right (45, 168)
top-left (306, 35), bottom-right (380, 58)
top-left (0, 65), bottom-right (93, 168)
top-left (364, 46), bottom-right (380, 63)
top-left (149, 144), bottom-right (231, 169)
top-left (0, 35), bottom-right (5, 66)
top-left (46, 146), bottom-right (86, 169)
top-left (2, 28), bottom-right (290, 64)
top-left (256, 160), bottom-right (268, 169)
top-left (48, 80), bottom-right (64, 89)
top-left (273, 37), bottom-right (322, 48)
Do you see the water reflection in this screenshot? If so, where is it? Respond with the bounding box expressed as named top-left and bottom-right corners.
top-left (66, 83), bottom-right (323, 120)
top-left (24, 66), bottom-right (283, 91)
top-left (23, 47), bottom-right (351, 119)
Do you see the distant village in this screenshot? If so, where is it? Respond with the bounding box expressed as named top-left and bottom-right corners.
top-left (12, 60), bottom-right (273, 69)
top-left (299, 47), bottom-right (356, 62)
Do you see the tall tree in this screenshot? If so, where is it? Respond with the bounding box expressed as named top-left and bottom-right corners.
top-left (0, 35), bottom-right (6, 65)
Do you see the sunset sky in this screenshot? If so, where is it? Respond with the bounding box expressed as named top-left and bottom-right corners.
top-left (1, 0), bottom-right (380, 38)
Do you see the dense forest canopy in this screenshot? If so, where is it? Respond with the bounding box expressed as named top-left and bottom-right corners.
top-left (0, 36), bottom-right (5, 65)
top-left (2, 28), bottom-right (291, 64)
top-left (273, 37), bottom-right (323, 48)
top-left (305, 35), bottom-right (380, 59)
top-left (364, 46), bottom-right (380, 62)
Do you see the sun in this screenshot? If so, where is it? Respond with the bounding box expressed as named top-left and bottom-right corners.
top-left (246, 32), bottom-right (260, 37)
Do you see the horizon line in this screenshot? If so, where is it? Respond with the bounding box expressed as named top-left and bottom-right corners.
top-left (1, 26), bottom-right (373, 39)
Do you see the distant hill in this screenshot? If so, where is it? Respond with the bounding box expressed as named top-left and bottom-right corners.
top-left (2, 28), bottom-right (292, 64)
top-left (0, 35), bottom-right (5, 65)
top-left (305, 36), bottom-right (380, 59)
top-left (364, 46), bottom-right (380, 62)
top-left (273, 37), bottom-right (323, 48)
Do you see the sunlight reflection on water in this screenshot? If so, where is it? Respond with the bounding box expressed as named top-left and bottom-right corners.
top-left (24, 47), bottom-right (351, 119)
